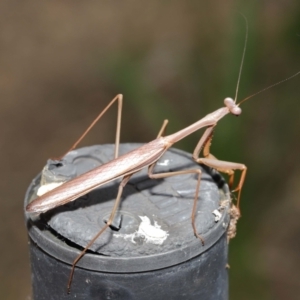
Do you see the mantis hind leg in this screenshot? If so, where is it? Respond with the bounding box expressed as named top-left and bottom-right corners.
top-left (67, 174), bottom-right (131, 293)
top-left (148, 163), bottom-right (204, 245)
top-left (147, 119), bottom-right (207, 245)
top-left (57, 94), bottom-right (123, 160)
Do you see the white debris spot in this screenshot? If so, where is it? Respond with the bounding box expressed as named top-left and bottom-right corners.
top-left (157, 159), bottom-right (170, 166)
top-left (114, 216), bottom-right (169, 245)
top-left (37, 182), bottom-right (64, 196)
top-left (138, 216), bottom-right (169, 244)
top-left (212, 209), bottom-right (222, 222)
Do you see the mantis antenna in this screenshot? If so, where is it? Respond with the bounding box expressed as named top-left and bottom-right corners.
top-left (233, 13), bottom-right (300, 106)
top-left (234, 13), bottom-right (248, 103)
top-left (237, 70), bottom-right (300, 106)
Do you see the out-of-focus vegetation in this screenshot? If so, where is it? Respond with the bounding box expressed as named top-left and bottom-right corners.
top-left (0, 1), bottom-right (300, 299)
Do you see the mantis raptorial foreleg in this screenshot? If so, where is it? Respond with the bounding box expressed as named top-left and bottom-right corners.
top-left (202, 127), bottom-right (235, 189)
top-left (193, 126), bottom-right (247, 210)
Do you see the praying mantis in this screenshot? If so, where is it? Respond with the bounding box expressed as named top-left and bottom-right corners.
top-left (25, 23), bottom-right (300, 293)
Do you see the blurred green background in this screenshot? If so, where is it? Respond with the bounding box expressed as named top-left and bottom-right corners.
top-left (1, 1), bottom-right (300, 299)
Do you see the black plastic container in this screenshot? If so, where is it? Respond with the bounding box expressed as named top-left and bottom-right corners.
top-left (25, 144), bottom-right (231, 300)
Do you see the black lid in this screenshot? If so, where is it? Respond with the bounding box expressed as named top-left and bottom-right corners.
top-left (25, 144), bottom-right (230, 273)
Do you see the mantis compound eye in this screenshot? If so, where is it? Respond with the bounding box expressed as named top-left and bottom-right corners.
top-left (231, 106), bottom-right (242, 116)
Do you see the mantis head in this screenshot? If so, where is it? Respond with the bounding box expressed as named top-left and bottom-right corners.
top-left (224, 97), bottom-right (242, 116)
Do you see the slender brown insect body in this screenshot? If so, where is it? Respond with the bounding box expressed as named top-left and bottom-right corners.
top-left (26, 98), bottom-right (240, 215)
top-left (26, 138), bottom-right (167, 213)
